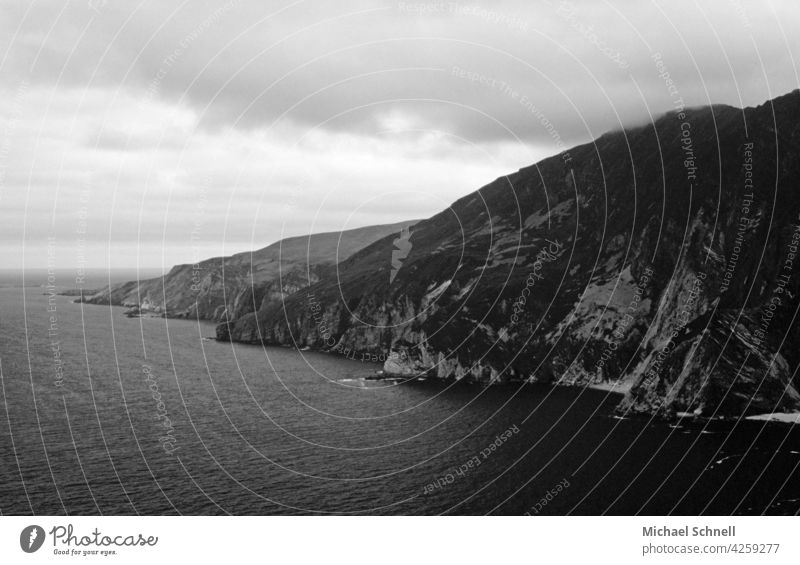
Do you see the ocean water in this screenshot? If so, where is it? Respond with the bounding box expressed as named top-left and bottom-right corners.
top-left (1, 281), bottom-right (799, 515)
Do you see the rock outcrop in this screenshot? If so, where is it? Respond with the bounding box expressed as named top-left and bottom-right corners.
top-left (218, 90), bottom-right (800, 418)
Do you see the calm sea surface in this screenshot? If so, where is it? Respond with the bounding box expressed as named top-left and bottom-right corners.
top-left (1, 277), bottom-right (799, 515)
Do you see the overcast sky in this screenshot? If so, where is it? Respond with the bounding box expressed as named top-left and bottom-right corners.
top-left (1, 0), bottom-right (798, 270)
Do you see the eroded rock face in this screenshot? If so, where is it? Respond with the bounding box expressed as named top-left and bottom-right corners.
top-left (220, 90), bottom-right (800, 418)
top-left (83, 221), bottom-right (417, 322)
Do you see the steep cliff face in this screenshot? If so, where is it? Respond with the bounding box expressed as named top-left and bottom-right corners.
top-left (219, 90), bottom-right (800, 418)
top-left (83, 221), bottom-right (417, 322)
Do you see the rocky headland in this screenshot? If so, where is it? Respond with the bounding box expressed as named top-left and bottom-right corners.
top-left (216, 90), bottom-right (800, 419)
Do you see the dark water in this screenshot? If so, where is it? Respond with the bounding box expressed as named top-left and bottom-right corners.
top-left (1, 285), bottom-right (799, 515)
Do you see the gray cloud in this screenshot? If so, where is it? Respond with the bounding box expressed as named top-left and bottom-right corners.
top-left (5, 0), bottom-right (798, 142)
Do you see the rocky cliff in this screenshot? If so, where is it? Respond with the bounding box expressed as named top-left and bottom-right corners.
top-left (83, 221), bottom-right (417, 322)
top-left (218, 90), bottom-right (800, 418)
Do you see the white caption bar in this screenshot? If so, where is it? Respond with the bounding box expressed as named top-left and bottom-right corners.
top-left (1, 516), bottom-right (798, 564)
